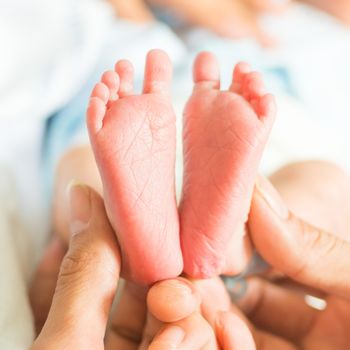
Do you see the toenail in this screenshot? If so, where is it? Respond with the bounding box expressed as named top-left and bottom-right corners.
top-left (157, 279), bottom-right (194, 296)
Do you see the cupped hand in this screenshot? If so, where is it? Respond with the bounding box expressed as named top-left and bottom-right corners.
top-left (30, 177), bottom-right (350, 349)
top-left (158, 175), bottom-right (350, 349)
top-left (30, 184), bottom-right (124, 349)
top-left (30, 184), bottom-right (234, 350)
top-left (234, 176), bottom-right (350, 349)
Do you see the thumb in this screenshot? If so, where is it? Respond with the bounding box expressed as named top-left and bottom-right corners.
top-left (249, 176), bottom-right (350, 298)
top-left (33, 184), bottom-right (121, 349)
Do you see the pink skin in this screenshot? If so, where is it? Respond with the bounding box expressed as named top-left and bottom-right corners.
top-left (87, 50), bottom-right (182, 285)
top-left (180, 52), bottom-right (276, 278)
top-left (87, 49), bottom-right (275, 283)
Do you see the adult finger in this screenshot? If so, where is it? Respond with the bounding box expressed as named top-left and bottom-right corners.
top-left (29, 237), bottom-right (67, 334)
top-left (140, 278), bottom-right (201, 349)
top-left (254, 330), bottom-right (298, 350)
top-left (249, 176), bottom-right (350, 298)
top-left (149, 313), bottom-right (217, 350)
top-left (146, 277), bottom-right (292, 350)
top-left (145, 277), bottom-right (222, 349)
top-left (106, 281), bottom-right (148, 350)
top-left (217, 309), bottom-right (296, 350)
top-left (147, 278), bottom-right (201, 323)
top-left (237, 277), bottom-right (319, 342)
top-left (32, 184), bottom-right (121, 349)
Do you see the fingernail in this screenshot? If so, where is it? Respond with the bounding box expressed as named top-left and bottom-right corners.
top-left (67, 180), bottom-right (91, 235)
top-left (154, 326), bottom-right (185, 348)
top-left (160, 279), bottom-right (194, 296)
top-left (255, 176), bottom-right (289, 219)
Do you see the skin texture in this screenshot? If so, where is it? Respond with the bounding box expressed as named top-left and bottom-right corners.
top-left (180, 52), bottom-right (276, 278)
top-left (87, 50), bottom-right (182, 285)
top-left (269, 161), bottom-right (350, 240)
top-left (30, 185), bottom-right (242, 350)
top-left (31, 162), bottom-right (350, 348)
top-left (150, 164), bottom-right (350, 349)
top-left (87, 49), bottom-right (276, 282)
top-left (240, 169), bottom-right (350, 349)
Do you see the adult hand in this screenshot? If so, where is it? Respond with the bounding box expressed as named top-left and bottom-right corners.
top-left (235, 176), bottom-right (350, 349)
top-left (171, 175), bottom-right (350, 349)
top-left (30, 184), bottom-right (122, 349)
top-left (249, 176), bottom-right (350, 297)
top-left (30, 184), bottom-right (236, 349)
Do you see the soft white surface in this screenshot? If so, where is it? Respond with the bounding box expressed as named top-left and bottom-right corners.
top-left (0, 0), bottom-right (115, 257)
top-left (0, 170), bottom-right (34, 349)
top-left (0, 0), bottom-right (114, 347)
top-left (0, 0), bottom-right (113, 123)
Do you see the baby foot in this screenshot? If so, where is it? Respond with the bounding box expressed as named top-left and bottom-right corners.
top-left (180, 52), bottom-right (276, 278)
top-left (87, 50), bottom-right (182, 285)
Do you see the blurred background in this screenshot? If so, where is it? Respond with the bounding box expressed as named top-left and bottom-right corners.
top-left (1, 0), bottom-right (350, 347)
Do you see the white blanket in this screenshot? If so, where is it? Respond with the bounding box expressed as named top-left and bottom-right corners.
top-left (0, 0), bottom-right (114, 347)
top-left (0, 170), bottom-right (34, 349)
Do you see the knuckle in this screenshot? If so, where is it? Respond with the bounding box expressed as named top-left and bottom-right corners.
top-left (291, 218), bottom-right (339, 279)
top-left (58, 231), bottom-right (119, 282)
top-left (59, 233), bottom-right (99, 279)
top-left (59, 249), bottom-right (94, 280)
top-left (302, 222), bottom-right (338, 259)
